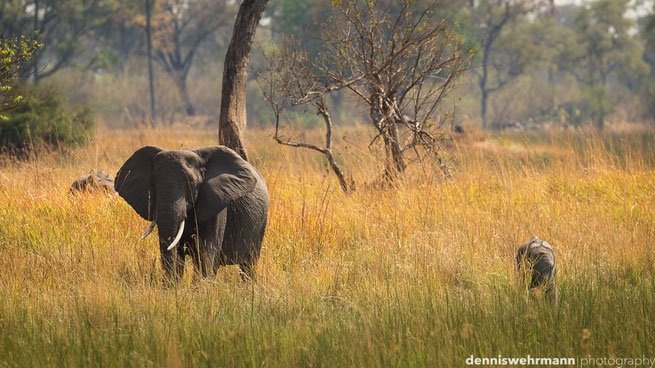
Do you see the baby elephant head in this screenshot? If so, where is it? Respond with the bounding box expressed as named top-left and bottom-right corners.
top-left (516, 236), bottom-right (558, 304)
top-left (114, 145), bottom-right (258, 277)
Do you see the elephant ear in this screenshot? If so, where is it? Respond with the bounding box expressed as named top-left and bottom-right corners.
top-left (114, 146), bottom-right (164, 221)
top-left (193, 146), bottom-right (258, 221)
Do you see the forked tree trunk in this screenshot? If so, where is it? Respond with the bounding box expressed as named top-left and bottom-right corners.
top-left (218, 0), bottom-right (269, 161)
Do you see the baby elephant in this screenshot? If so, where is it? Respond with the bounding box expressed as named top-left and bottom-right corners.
top-left (516, 236), bottom-right (558, 303)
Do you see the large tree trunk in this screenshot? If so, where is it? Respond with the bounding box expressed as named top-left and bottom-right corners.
top-left (218, 0), bottom-right (268, 161)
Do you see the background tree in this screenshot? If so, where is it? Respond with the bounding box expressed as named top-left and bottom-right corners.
top-left (257, 0), bottom-right (471, 191)
top-left (468, 0), bottom-right (535, 129)
top-left (559, 0), bottom-right (648, 128)
top-left (267, 0), bottom-right (330, 46)
top-left (148, 0), bottom-right (232, 116)
top-left (28, 0), bottom-right (113, 82)
top-left (89, 0), bottom-right (143, 74)
top-left (0, 1), bottom-right (34, 39)
top-left (478, 15), bottom-right (555, 127)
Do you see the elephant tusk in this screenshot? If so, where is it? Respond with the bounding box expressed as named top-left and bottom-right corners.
top-left (140, 221), bottom-right (156, 239)
top-left (166, 220), bottom-right (186, 251)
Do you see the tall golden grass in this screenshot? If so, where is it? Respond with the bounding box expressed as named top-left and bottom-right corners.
top-left (0, 125), bottom-right (653, 366)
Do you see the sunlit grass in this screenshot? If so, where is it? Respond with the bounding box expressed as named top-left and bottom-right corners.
top-left (0, 125), bottom-right (654, 366)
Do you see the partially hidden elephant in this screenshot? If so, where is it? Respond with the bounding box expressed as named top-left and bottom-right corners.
top-left (516, 236), bottom-right (558, 303)
top-left (70, 170), bottom-right (116, 194)
top-left (115, 145), bottom-right (269, 280)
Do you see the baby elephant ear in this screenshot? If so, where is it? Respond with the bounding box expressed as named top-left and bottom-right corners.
top-left (193, 146), bottom-right (258, 221)
top-left (115, 146), bottom-right (164, 221)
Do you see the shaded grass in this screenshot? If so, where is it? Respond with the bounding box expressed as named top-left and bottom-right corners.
top-left (0, 126), bottom-right (654, 366)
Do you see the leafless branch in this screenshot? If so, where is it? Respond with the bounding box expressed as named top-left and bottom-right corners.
top-left (255, 0), bottom-right (471, 188)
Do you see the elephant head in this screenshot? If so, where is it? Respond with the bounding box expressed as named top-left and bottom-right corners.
top-left (114, 145), bottom-right (258, 277)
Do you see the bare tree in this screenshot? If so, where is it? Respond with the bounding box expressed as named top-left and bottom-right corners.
top-left (256, 0), bottom-right (471, 191)
top-left (218, 0), bottom-right (268, 160)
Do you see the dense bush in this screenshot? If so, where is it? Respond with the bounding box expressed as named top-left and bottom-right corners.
top-left (0, 83), bottom-right (93, 152)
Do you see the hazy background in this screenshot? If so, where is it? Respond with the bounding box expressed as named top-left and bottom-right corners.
top-left (2, 0), bottom-right (654, 130)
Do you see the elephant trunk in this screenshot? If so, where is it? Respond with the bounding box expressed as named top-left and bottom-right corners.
top-left (156, 211), bottom-right (186, 250)
top-left (156, 211), bottom-right (187, 280)
top-left (154, 188), bottom-right (188, 246)
top-left (152, 186), bottom-right (190, 279)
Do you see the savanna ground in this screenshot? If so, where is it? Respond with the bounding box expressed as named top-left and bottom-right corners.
top-left (0, 124), bottom-right (654, 367)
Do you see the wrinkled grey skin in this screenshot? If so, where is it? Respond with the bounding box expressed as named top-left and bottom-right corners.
top-left (516, 236), bottom-right (558, 303)
top-left (115, 145), bottom-right (269, 280)
top-left (70, 170), bottom-right (116, 194)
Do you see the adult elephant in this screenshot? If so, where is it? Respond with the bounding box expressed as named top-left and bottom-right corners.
top-left (115, 145), bottom-right (269, 280)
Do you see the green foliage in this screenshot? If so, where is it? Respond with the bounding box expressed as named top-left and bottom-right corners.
top-left (87, 49), bottom-right (123, 72)
top-left (0, 35), bottom-right (42, 119)
top-left (28, 0), bottom-right (115, 80)
top-left (565, 0), bottom-right (649, 85)
top-left (577, 85), bottom-right (613, 128)
top-left (493, 18), bottom-right (549, 83)
top-left (269, 0), bottom-right (327, 37)
top-left (0, 84), bottom-right (93, 151)
top-left (0, 0), bottom-right (32, 39)
top-left (556, 0), bottom-right (648, 127)
top-left (549, 85), bottom-right (613, 128)
top-left (89, 0), bottom-right (145, 72)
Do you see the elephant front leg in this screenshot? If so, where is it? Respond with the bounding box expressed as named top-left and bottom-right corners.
top-left (160, 243), bottom-right (186, 282)
top-left (188, 235), bottom-right (213, 278)
top-left (192, 212), bottom-right (227, 278)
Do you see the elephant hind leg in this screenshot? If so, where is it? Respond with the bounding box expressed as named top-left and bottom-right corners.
top-left (238, 239), bottom-right (263, 282)
top-left (239, 226), bottom-right (265, 282)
